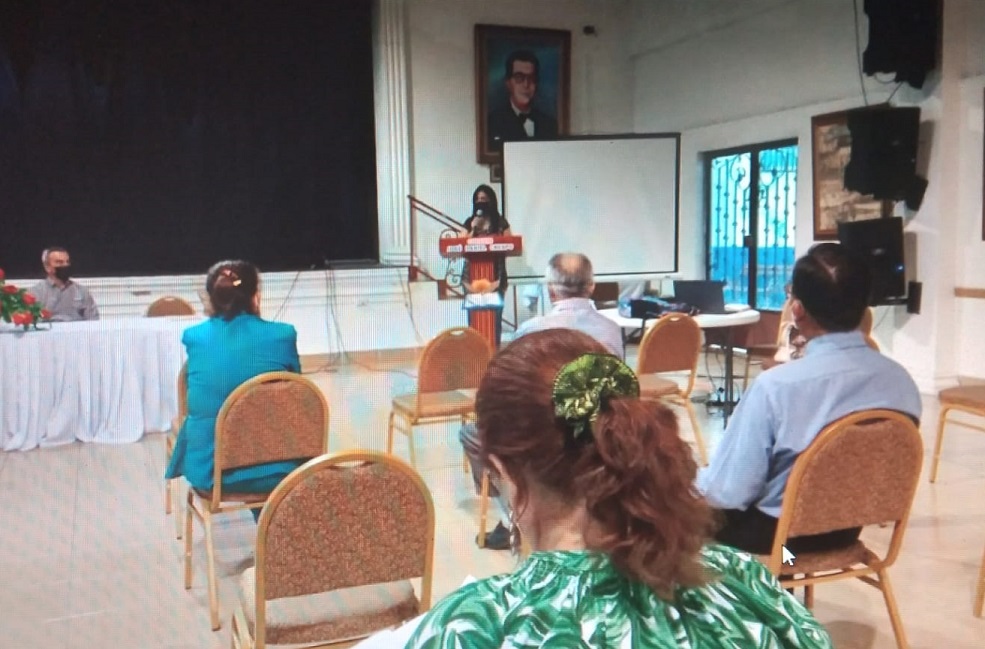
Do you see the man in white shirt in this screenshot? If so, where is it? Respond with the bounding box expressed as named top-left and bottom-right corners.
top-left (462, 252), bottom-right (622, 549)
top-left (515, 253), bottom-right (623, 358)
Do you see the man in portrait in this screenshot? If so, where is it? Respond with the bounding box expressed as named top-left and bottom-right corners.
top-left (487, 50), bottom-right (558, 152)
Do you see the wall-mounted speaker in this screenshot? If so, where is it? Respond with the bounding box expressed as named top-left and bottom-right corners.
top-left (844, 106), bottom-right (920, 200)
top-left (863, 0), bottom-right (939, 89)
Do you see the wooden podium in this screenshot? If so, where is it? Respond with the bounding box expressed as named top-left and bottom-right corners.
top-left (439, 235), bottom-right (523, 349)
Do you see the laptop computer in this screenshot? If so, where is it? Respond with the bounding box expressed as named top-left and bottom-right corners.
top-left (672, 280), bottom-right (727, 314)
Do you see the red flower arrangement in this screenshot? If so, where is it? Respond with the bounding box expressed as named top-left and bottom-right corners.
top-left (0, 268), bottom-right (51, 330)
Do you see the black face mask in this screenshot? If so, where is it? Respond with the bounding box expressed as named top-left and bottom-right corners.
top-left (53, 266), bottom-right (71, 282)
top-left (474, 200), bottom-right (492, 216)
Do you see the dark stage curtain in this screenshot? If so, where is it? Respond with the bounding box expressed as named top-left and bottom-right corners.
top-left (0, 0), bottom-right (379, 277)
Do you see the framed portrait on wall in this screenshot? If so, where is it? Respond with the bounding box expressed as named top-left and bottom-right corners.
top-left (475, 24), bottom-right (570, 165)
top-left (811, 109), bottom-right (891, 240)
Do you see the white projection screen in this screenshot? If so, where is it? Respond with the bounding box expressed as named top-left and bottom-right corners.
top-left (502, 134), bottom-right (680, 280)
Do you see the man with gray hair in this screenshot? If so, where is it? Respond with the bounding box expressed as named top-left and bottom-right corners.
top-left (28, 247), bottom-right (99, 322)
top-left (460, 252), bottom-right (622, 550)
top-left (514, 252), bottom-right (623, 357)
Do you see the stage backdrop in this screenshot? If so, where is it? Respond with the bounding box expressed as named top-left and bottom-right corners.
top-left (0, 1), bottom-right (378, 278)
top-left (502, 135), bottom-right (680, 280)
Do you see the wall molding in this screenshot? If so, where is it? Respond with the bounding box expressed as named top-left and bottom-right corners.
top-left (955, 287), bottom-right (985, 299)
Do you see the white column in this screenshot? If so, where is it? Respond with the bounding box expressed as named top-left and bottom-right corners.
top-left (373, 0), bottom-right (414, 266)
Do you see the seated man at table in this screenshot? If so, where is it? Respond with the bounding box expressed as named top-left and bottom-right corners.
top-left (28, 247), bottom-right (99, 321)
top-left (460, 252), bottom-right (623, 549)
top-left (697, 243), bottom-right (922, 555)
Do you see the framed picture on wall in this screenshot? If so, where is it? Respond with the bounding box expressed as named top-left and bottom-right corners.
top-left (475, 24), bottom-right (570, 165)
top-left (811, 109), bottom-right (891, 239)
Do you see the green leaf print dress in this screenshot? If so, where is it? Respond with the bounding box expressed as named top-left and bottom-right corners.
top-left (405, 544), bottom-right (832, 648)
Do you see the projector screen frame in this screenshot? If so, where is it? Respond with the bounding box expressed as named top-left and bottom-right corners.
top-left (501, 132), bottom-right (681, 281)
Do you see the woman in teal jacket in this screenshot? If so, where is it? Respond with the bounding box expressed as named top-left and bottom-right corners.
top-left (165, 260), bottom-right (306, 501)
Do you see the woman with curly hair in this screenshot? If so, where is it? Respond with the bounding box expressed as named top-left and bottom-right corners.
top-left (405, 328), bottom-right (832, 648)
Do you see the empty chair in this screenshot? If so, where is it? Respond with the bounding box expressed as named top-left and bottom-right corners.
top-left (930, 384), bottom-right (985, 483)
top-left (636, 314), bottom-right (708, 465)
top-left (231, 451), bottom-right (434, 648)
top-left (146, 296), bottom-right (196, 317)
top-left (757, 409), bottom-right (922, 649)
top-left (184, 372), bottom-right (329, 630)
top-left (387, 327), bottom-right (493, 467)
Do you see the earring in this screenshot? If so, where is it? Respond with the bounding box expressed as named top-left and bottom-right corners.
top-left (508, 507), bottom-right (521, 557)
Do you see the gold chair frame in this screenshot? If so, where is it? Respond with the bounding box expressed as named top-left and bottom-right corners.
top-left (759, 409), bottom-right (922, 649)
top-left (929, 386), bottom-right (985, 484)
top-left (925, 385), bottom-right (985, 616)
top-left (231, 451), bottom-right (435, 649)
top-left (165, 362), bottom-right (189, 539)
top-left (636, 314), bottom-right (708, 465)
top-left (184, 371), bottom-right (330, 630)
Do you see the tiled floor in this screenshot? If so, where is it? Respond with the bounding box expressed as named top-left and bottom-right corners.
top-left (1, 351), bottom-right (984, 648)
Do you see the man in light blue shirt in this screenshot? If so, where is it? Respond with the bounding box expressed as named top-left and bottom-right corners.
top-left (697, 243), bottom-right (921, 555)
top-left (462, 252), bottom-right (622, 549)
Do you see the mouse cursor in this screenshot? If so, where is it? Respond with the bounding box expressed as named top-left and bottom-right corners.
top-left (781, 546), bottom-right (796, 566)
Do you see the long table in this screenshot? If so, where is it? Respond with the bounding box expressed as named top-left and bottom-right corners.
top-left (598, 306), bottom-right (760, 420)
top-left (0, 316), bottom-right (199, 451)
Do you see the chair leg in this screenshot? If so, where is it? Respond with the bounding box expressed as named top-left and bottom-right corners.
top-left (478, 470), bottom-right (490, 548)
top-left (386, 411), bottom-right (395, 456)
top-left (174, 480), bottom-right (183, 539)
top-left (804, 583), bottom-right (814, 610)
top-left (929, 406), bottom-right (950, 483)
top-left (204, 510), bottom-right (221, 630)
top-left (184, 492), bottom-right (195, 589)
top-left (407, 428), bottom-right (417, 468)
top-left (683, 400), bottom-right (709, 466)
top-left (974, 542), bottom-right (985, 617)
top-left (742, 354), bottom-right (752, 394)
top-left (877, 568), bottom-right (909, 649)
top-left (165, 437), bottom-right (174, 514)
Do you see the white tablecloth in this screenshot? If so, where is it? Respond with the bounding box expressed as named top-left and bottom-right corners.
top-left (597, 305), bottom-right (761, 331)
top-left (0, 317), bottom-right (199, 451)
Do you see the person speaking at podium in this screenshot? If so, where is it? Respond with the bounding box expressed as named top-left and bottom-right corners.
top-left (460, 184), bottom-right (512, 347)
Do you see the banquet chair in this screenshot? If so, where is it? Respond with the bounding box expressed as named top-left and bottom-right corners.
top-left (636, 314), bottom-right (708, 466)
top-left (184, 371), bottom-right (330, 630)
top-left (165, 362), bottom-right (189, 540)
top-left (386, 327), bottom-right (493, 468)
top-left (929, 384), bottom-right (985, 484)
top-left (146, 295), bottom-right (196, 317)
top-left (231, 451), bottom-right (434, 649)
top-left (757, 409), bottom-right (922, 649)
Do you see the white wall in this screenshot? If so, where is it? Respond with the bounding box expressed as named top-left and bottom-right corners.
top-left (628, 0), bottom-right (985, 391)
top-left (405, 0), bottom-right (634, 277)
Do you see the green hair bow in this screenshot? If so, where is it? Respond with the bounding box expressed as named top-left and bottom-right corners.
top-left (552, 353), bottom-right (640, 440)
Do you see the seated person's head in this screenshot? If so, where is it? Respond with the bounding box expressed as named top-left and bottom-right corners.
top-left (476, 328), bottom-right (712, 597)
top-left (791, 243), bottom-right (871, 334)
top-left (546, 252), bottom-right (595, 301)
top-left (205, 260), bottom-right (260, 320)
